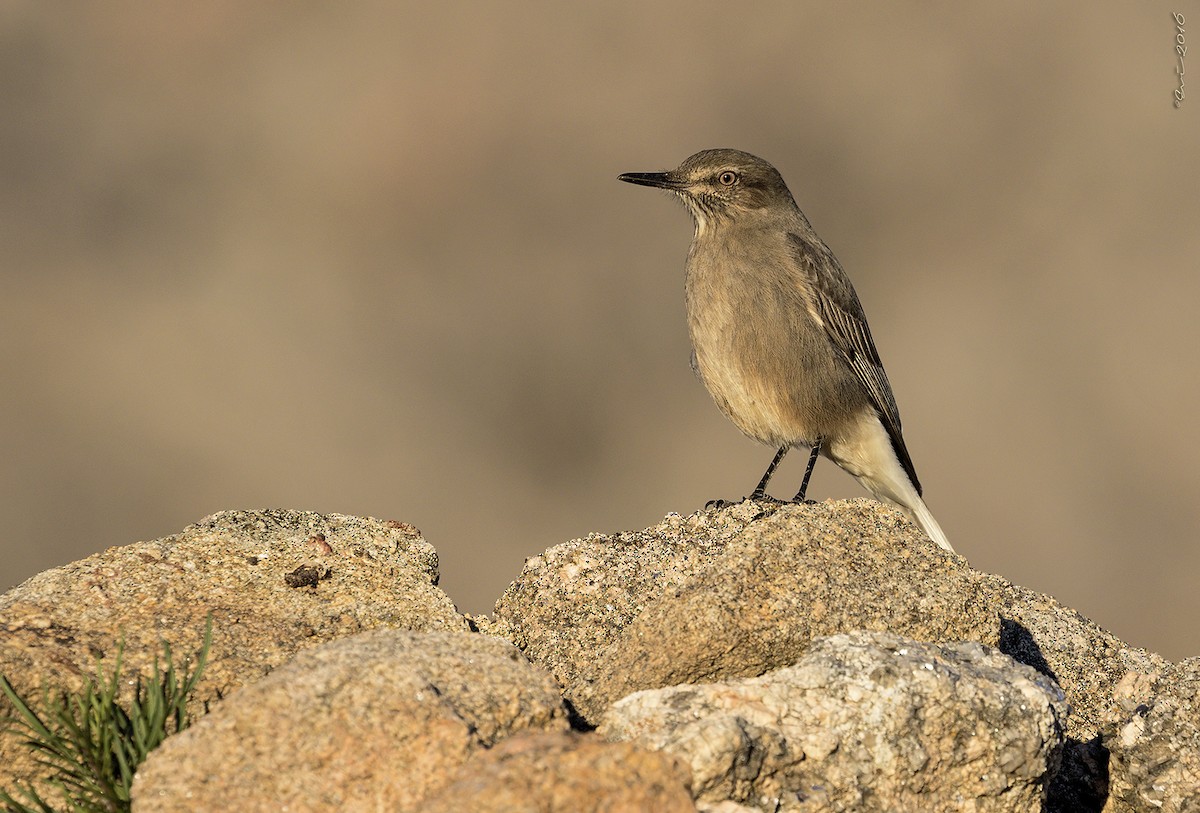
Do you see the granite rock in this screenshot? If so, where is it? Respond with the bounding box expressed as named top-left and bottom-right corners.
top-left (494, 499), bottom-right (1165, 808)
top-left (0, 509), bottom-right (465, 794)
top-left (131, 629), bottom-right (567, 812)
top-left (600, 631), bottom-right (1068, 812)
top-left (0, 502), bottom-right (1190, 811)
top-left (1102, 657), bottom-right (1200, 812)
top-left (421, 729), bottom-right (697, 813)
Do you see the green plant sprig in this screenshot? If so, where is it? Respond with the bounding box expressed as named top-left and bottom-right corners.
top-left (0, 616), bottom-right (213, 813)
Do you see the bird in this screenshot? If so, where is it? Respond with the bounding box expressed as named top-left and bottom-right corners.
top-left (618, 148), bottom-right (954, 553)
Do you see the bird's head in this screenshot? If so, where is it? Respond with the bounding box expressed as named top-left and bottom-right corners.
top-left (618, 148), bottom-right (796, 233)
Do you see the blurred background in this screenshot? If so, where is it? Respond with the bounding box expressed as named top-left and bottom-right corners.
top-left (3, 3), bottom-right (1197, 659)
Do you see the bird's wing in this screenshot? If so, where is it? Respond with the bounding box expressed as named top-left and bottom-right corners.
top-left (787, 232), bottom-right (922, 494)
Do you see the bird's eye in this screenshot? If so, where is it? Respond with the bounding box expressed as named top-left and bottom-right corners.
top-left (718, 171), bottom-right (738, 186)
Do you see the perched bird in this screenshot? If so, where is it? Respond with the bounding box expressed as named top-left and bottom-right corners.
top-left (619, 148), bottom-right (954, 552)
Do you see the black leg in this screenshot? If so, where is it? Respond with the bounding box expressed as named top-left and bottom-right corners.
top-left (791, 440), bottom-right (822, 503)
top-left (750, 446), bottom-right (788, 500)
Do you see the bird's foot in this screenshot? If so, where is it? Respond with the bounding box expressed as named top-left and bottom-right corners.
top-left (790, 497), bottom-right (819, 506)
top-left (705, 494), bottom-right (786, 510)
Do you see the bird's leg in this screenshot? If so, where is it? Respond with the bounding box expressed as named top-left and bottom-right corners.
top-left (706, 446), bottom-right (789, 510)
top-left (749, 446), bottom-right (788, 501)
top-left (791, 440), bottom-right (822, 503)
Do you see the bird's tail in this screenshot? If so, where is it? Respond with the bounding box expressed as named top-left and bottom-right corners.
top-left (905, 494), bottom-right (955, 553)
top-left (827, 410), bottom-right (956, 553)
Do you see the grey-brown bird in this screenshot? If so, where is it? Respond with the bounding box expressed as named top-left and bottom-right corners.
top-left (619, 148), bottom-right (954, 552)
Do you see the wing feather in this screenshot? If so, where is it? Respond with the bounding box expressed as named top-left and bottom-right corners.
top-left (788, 232), bottom-right (922, 495)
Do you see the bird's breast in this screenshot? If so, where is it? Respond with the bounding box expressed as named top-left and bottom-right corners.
top-left (684, 235), bottom-right (867, 447)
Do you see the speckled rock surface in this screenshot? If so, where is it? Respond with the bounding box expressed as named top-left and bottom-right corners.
top-left (600, 631), bottom-right (1068, 812)
top-left (0, 509), bottom-right (466, 794)
top-left (492, 499), bottom-right (767, 698)
top-left (1102, 657), bottom-right (1200, 812)
top-left (131, 629), bottom-right (567, 812)
top-left (493, 499), bottom-right (1165, 810)
top-left (421, 729), bottom-right (697, 813)
top-left (0, 503), bottom-right (1188, 812)
top-left (495, 499), bottom-right (995, 724)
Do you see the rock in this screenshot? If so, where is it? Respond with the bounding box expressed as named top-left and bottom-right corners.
top-left (697, 803), bottom-right (766, 813)
top-left (1, 503), bottom-right (1188, 811)
top-left (600, 631), bottom-right (1068, 813)
top-left (987, 581), bottom-right (1165, 812)
top-left (1102, 657), bottom-right (1200, 812)
top-left (0, 509), bottom-right (465, 794)
top-left (420, 729), bottom-right (697, 813)
top-left (495, 500), bottom-right (996, 723)
top-left (494, 500), bottom-right (1165, 808)
top-left (131, 629), bottom-right (568, 812)
top-left (494, 499), bottom-right (767, 703)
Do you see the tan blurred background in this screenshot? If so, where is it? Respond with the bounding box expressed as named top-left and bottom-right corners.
top-left (3, 3), bottom-right (1198, 659)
